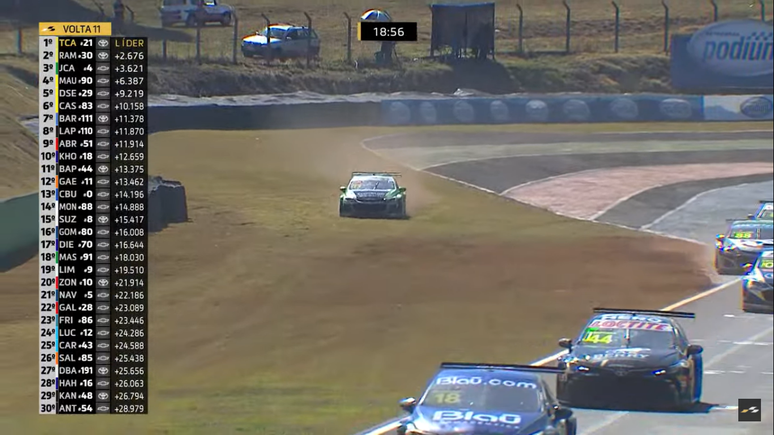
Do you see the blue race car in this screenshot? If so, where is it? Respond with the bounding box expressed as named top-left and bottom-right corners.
top-left (748, 200), bottom-right (773, 220)
top-left (396, 362), bottom-right (577, 435)
top-left (555, 308), bottom-right (703, 411)
top-left (742, 250), bottom-right (774, 313)
top-left (714, 219), bottom-right (774, 275)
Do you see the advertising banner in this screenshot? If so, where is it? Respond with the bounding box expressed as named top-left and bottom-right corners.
top-left (703, 95), bottom-right (774, 121)
top-left (671, 19), bottom-right (774, 91)
top-left (381, 94), bottom-right (704, 125)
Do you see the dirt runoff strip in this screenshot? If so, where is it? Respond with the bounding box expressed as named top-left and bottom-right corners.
top-left (501, 162), bottom-right (774, 220)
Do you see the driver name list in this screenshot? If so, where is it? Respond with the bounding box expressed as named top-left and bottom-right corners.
top-left (38, 22), bottom-right (149, 414)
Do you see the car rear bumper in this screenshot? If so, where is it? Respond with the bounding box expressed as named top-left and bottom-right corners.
top-left (559, 371), bottom-right (685, 406)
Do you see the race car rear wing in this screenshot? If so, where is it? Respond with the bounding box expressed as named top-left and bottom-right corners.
top-left (440, 362), bottom-right (564, 374)
top-left (351, 171), bottom-right (402, 177)
top-left (593, 307), bottom-right (695, 319)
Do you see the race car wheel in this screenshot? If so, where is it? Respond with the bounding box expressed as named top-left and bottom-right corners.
top-left (220, 13), bottom-right (232, 26)
top-left (692, 362), bottom-right (703, 403)
top-left (397, 198), bottom-right (407, 218)
top-left (339, 201), bottom-right (347, 217)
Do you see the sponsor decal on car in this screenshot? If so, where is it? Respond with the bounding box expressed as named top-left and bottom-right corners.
top-left (589, 319), bottom-right (671, 331)
top-left (587, 348), bottom-right (650, 360)
top-left (432, 410), bottom-right (522, 425)
top-left (435, 376), bottom-right (537, 389)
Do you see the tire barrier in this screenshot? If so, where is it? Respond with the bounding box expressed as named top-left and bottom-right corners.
top-left (382, 94), bottom-right (707, 125)
top-left (147, 176), bottom-right (188, 233)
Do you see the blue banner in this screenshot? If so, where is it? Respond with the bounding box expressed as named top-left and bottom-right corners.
top-left (382, 94), bottom-right (704, 125)
top-left (670, 19), bottom-right (774, 91)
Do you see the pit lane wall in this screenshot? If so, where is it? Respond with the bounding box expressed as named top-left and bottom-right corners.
top-left (3, 94), bottom-right (771, 272)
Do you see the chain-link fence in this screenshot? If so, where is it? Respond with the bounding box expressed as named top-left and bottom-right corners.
top-left (1, 1), bottom-right (770, 67)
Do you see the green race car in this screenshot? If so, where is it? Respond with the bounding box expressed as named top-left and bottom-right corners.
top-left (339, 172), bottom-right (407, 218)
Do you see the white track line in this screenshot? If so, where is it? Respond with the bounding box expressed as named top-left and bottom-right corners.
top-left (357, 135), bottom-right (750, 435)
top-left (641, 182), bottom-right (758, 230)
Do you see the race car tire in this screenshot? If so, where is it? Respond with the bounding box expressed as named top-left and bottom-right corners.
top-left (220, 12), bottom-right (232, 26)
top-left (565, 416), bottom-right (578, 435)
top-left (693, 358), bottom-right (703, 403)
top-left (397, 198), bottom-right (407, 219)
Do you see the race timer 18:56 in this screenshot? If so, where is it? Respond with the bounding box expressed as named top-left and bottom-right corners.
top-left (358, 22), bottom-right (418, 42)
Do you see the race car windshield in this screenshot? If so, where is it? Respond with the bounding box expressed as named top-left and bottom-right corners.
top-left (420, 380), bottom-right (541, 414)
top-left (349, 179), bottom-right (395, 190)
top-left (578, 328), bottom-right (675, 349)
top-left (758, 209), bottom-right (774, 219)
top-left (728, 226), bottom-right (774, 239)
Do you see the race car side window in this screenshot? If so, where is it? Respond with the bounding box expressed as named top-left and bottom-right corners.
top-left (673, 323), bottom-right (689, 350)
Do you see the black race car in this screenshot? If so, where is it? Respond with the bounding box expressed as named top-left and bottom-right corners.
top-left (397, 362), bottom-right (577, 435)
top-left (714, 219), bottom-right (774, 274)
top-left (555, 308), bottom-right (703, 411)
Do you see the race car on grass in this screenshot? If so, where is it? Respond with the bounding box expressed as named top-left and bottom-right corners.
top-left (339, 172), bottom-right (407, 218)
top-left (396, 362), bottom-right (577, 435)
top-left (555, 308), bottom-right (703, 411)
top-left (741, 249), bottom-right (774, 313)
top-left (748, 200), bottom-right (773, 220)
top-left (714, 219), bottom-right (774, 275)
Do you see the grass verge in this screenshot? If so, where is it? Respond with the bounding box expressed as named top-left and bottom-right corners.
top-left (0, 124), bottom-right (746, 434)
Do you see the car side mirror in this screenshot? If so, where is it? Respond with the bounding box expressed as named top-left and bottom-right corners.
top-left (558, 338), bottom-right (573, 349)
top-left (748, 213), bottom-right (755, 219)
top-left (715, 234), bottom-right (725, 241)
top-left (553, 406), bottom-right (573, 420)
top-left (398, 397), bottom-right (417, 413)
top-left (340, 186), bottom-right (347, 192)
top-left (687, 344), bottom-right (703, 355)
top-left (399, 187), bottom-right (406, 193)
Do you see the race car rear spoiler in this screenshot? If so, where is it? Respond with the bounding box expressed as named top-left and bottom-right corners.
top-left (593, 307), bottom-right (695, 319)
top-left (351, 171), bottom-right (401, 177)
top-left (440, 362), bottom-right (564, 374)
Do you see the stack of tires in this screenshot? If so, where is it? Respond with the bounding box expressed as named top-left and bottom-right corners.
top-left (148, 176), bottom-right (188, 233)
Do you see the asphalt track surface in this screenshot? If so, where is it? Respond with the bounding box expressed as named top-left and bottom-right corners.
top-left (356, 130), bottom-right (774, 435)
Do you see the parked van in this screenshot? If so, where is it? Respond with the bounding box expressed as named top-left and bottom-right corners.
top-left (160, 0), bottom-right (234, 27)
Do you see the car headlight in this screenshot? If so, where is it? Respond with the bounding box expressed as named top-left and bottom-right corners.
top-left (343, 191), bottom-right (357, 200)
top-left (724, 243), bottom-right (738, 252)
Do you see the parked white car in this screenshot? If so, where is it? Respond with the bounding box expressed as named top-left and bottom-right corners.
top-left (241, 24), bottom-right (321, 59)
top-left (160, 0), bottom-right (234, 27)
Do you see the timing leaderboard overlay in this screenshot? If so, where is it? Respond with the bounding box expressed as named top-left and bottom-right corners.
top-left (38, 22), bottom-right (148, 414)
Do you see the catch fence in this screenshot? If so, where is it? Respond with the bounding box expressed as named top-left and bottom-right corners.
top-left (1, 1), bottom-right (770, 67)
